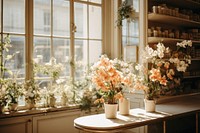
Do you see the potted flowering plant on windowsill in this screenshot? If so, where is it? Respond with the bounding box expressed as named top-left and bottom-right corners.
top-left (131, 40), bottom-right (192, 112)
top-left (0, 34), bottom-right (22, 112)
top-left (90, 55), bottom-right (134, 118)
top-left (23, 78), bottom-right (41, 110)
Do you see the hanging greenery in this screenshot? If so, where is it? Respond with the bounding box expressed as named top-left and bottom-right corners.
top-left (117, 0), bottom-right (135, 27)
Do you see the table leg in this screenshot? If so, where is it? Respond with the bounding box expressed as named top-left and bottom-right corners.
top-left (196, 112), bottom-right (198, 133)
top-left (163, 121), bottom-right (166, 133)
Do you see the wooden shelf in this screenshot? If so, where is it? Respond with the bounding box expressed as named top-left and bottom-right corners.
top-left (148, 37), bottom-right (200, 44)
top-left (183, 75), bottom-right (200, 79)
top-left (149, 0), bottom-right (200, 11)
top-left (191, 58), bottom-right (200, 61)
top-left (148, 13), bottom-right (200, 28)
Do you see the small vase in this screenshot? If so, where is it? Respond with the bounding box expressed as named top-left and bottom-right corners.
top-left (61, 96), bottom-right (68, 106)
top-left (0, 105), bottom-right (5, 114)
top-left (26, 102), bottom-right (36, 110)
top-left (104, 103), bottom-right (118, 119)
top-left (119, 98), bottom-right (130, 115)
top-left (144, 99), bottom-right (156, 112)
top-left (49, 96), bottom-right (56, 107)
top-left (8, 103), bottom-right (18, 111)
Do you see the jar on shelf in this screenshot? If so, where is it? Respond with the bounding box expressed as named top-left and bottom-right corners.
top-left (148, 28), bottom-right (152, 37)
top-left (157, 6), bottom-right (161, 14)
top-left (152, 6), bottom-right (158, 14)
top-left (164, 30), bottom-right (169, 38)
top-left (153, 30), bottom-right (158, 37)
top-left (175, 30), bottom-right (180, 39)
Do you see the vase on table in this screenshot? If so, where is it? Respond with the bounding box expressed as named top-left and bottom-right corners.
top-left (104, 103), bottom-right (118, 119)
top-left (144, 99), bottom-right (156, 112)
top-left (119, 98), bottom-right (130, 115)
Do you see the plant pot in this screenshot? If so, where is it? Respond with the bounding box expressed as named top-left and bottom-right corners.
top-left (49, 96), bottom-right (56, 107)
top-left (144, 99), bottom-right (156, 112)
top-left (119, 98), bottom-right (130, 115)
top-left (26, 102), bottom-right (36, 110)
top-left (8, 103), bottom-right (18, 111)
top-left (61, 95), bottom-right (68, 106)
top-left (0, 105), bottom-right (5, 114)
top-left (104, 103), bottom-right (118, 119)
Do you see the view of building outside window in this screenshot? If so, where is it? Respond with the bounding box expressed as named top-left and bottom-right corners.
top-left (0, 0), bottom-right (102, 94)
top-left (33, 0), bottom-right (102, 84)
top-left (2, 0), bottom-right (25, 78)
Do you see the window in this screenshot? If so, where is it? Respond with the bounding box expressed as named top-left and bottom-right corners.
top-left (1, 0), bottom-right (25, 79)
top-left (33, 0), bottom-right (102, 83)
top-left (121, 0), bottom-right (139, 62)
top-left (0, 0), bottom-right (103, 106)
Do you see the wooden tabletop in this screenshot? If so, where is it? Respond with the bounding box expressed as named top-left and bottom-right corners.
top-left (74, 94), bottom-right (200, 132)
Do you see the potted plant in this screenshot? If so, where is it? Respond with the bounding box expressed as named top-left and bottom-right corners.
top-left (0, 79), bottom-right (7, 113)
top-left (0, 34), bottom-right (22, 112)
top-left (131, 40), bottom-right (192, 112)
top-left (23, 78), bottom-right (41, 110)
top-left (91, 55), bottom-right (133, 118)
top-left (117, 0), bottom-right (135, 27)
top-left (4, 78), bottom-right (23, 111)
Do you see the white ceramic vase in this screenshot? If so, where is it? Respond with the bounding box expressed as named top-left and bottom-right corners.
top-left (119, 98), bottom-right (130, 115)
top-left (144, 99), bottom-right (156, 112)
top-left (104, 103), bottom-right (118, 119)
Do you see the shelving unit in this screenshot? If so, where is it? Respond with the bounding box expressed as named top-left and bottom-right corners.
top-left (148, 13), bottom-right (200, 28)
top-left (148, 0), bottom-right (200, 94)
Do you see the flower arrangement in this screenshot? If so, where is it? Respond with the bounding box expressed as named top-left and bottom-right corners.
top-left (34, 57), bottom-right (64, 80)
top-left (3, 77), bottom-right (23, 106)
top-left (91, 55), bottom-right (134, 104)
top-left (23, 79), bottom-right (41, 105)
top-left (131, 40), bottom-right (192, 100)
top-left (117, 0), bottom-right (135, 27)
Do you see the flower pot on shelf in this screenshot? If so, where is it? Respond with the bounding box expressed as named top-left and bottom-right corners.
top-left (26, 102), bottom-right (36, 110)
top-left (144, 99), bottom-right (156, 112)
top-left (104, 103), bottom-right (118, 119)
top-left (48, 96), bottom-right (56, 107)
top-left (0, 105), bottom-right (5, 113)
top-left (119, 98), bottom-right (130, 115)
top-left (8, 103), bottom-right (18, 111)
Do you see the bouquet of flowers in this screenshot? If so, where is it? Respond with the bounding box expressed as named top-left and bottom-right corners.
top-left (90, 55), bottom-right (134, 104)
top-left (131, 40), bottom-right (192, 100)
top-left (23, 79), bottom-right (41, 105)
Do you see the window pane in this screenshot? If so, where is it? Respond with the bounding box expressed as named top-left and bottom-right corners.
top-left (4, 35), bottom-right (25, 78)
top-left (53, 38), bottom-right (70, 77)
top-left (122, 0), bottom-right (139, 12)
top-left (122, 37), bottom-right (139, 46)
top-left (74, 39), bottom-right (88, 79)
top-left (33, 37), bottom-right (51, 64)
top-left (89, 5), bottom-right (101, 39)
top-left (75, 3), bottom-right (88, 38)
top-left (34, 0), bottom-right (51, 35)
top-left (89, 0), bottom-right (102, 4)
top-left (89, 40), bottom-right (101, 64)
top-left (53, 0), bottom-right (70, 37)
top-left (122, 19), bottom-right (139, 37)
top-left (3, 0), bottom-right (25, 33)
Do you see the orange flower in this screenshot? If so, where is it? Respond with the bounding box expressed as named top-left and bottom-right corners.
top-left (159, 76), bottom-right (167, 86)
top-left (149, 68), bottom-right (161, 82)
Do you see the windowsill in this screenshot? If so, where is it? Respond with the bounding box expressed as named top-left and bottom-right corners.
top-left (0, 104), bottom-right (80, 119)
